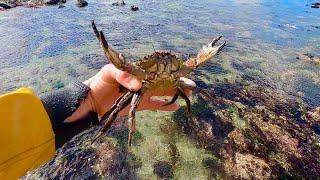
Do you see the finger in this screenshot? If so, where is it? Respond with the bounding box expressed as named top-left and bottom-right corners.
top-left (139, 98), bottom-right (180, 111)
top-left (178, 77), bottom-right (196, 96)
top-left (100, 64), bottom-right (142, 91)
top-left (146, 89), bottom-right (176, 97)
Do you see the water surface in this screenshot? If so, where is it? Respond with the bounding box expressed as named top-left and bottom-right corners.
top-left (0, 0), bottom-right (319, 106)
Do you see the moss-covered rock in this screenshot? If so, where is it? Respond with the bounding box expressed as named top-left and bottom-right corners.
top-left (23, 82), bottom-right (320, 179)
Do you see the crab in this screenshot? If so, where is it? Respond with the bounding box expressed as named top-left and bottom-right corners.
top-left (91, 20), bottom-right (226, 148)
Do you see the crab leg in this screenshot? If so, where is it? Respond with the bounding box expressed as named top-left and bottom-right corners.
top-left (162, 93), bottom-right (179, 106)
top-left (99, 89), bottom-right (129, 124)
top-left (92, 91), bottom-right (134, 143)
top-left (177, 87), bottom-right (192, 120)
top-left (163, 87), bottom-right (192, 120)
top-left (127, 89), bottom-right (144, 148)
top-left (92, 20), bottom-right (146, 79)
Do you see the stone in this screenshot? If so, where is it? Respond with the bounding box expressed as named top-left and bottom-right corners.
top-left (112, 0), bottom-right (125, 6)
top-left (311, 2), bottom-right (320, 8)
top-left (44, 0), bottom-right (61, 5)
top-left (76, 0), bottom-right (88, 7)
top-left (0, 2), bottom-right (12, 9)
top-left (130, 5), bottom-right (139, 11)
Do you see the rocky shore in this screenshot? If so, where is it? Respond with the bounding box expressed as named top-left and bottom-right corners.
top-left (23, 80), bottom-right (320, 179)
top-left (0, 0), bottom-right (87, 10)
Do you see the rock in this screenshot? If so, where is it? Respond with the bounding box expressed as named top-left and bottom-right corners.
top-left (130, 5), bottom-right (139, 11)
top-left (22, 81), bottom-right (320, 179)
top-left (76, 0), bottom-right (88, 7)
top-left (311, 2), bottom-right (320, 8)
top-left (0, 2), bottom-right (12, 9)
top-left (44, 0), bottom-right (61, 5)
top-left (173, 82), bottom-right (320, 179)
top-left (112, 0), bottom-right (125, 6)
top-left (225, 153), bottom-right (271, 179)
top-left (22, 120), bottom-right (139, 179)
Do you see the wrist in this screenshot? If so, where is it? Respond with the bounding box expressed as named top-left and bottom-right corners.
top-left (64, 81), bottom-right (97, 123)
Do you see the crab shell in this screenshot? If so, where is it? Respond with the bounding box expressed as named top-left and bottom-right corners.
top-left (92, 21), bottom-right (226, 91)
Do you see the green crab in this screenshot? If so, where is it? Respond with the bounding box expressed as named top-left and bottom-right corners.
top-left (91, 20), bottom-right (226, 147)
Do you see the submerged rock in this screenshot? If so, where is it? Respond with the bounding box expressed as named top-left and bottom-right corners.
top-left (296, 53), bottom-right (320, 64)
top-left (76, 0), bottom-right (87, 7)
top-left (173, 82), bottom-right (320, 179)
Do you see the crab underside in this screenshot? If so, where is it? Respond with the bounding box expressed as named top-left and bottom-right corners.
top-left (91, 20), bottom-right (226, 149)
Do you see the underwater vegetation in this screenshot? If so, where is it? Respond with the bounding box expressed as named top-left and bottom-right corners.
top-left (1, 0), bottom-right (319, 179)
top-left (23, 79), bottom-right (320, 179)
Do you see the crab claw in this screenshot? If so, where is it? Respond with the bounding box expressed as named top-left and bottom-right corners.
top-left (92, 20), bottom-right (129, 71)
top-left (186, 36), bottom-right (226, 68)
top-left (92, 20), bottom-right (146, 80)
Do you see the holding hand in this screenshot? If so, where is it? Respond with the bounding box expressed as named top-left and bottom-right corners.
top-left (65, 64), bottom-right (195, 123)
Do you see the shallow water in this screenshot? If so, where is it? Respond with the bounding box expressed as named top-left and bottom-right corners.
top-left (0, 0), bottom-right (319, 106)
top-left (0, 0), bottom-right (319, 178)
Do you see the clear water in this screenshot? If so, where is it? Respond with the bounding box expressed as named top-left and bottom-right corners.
top-left (0, 0), bottom-right (319, 106)
top-left (0, 0), bottom-right (319, 178)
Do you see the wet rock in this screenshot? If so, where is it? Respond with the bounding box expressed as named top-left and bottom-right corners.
top-left (58, 4), bottom-right (64, 8)
top-left (23, 120), bottom-right (139, 179)
top-left (112, 0), bottom-right (125, 6)
top-left (0, 0), bottom-right (67, 9)
top-left (44, 0), bottom-right (61, 5)
top-left (224, 153), bottom-right (271, 179)
top-left (0, 2), bottom-right (12, 9)
top-left (130, 5), bottom-right (139, 11)
top-left (22, 79), bottom-right (320, 179)
top-left (311, 2), bottom-right (320, 8)
top-left (307, 107), bottom-right (320, 134)
top-left (76, 0), bottom-right (87, 7)
top-left (172, 82), bottom-right (320, 179)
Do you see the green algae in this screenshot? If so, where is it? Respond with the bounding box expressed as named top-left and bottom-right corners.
top-left (127, 110), bottom-right (218, 179)
top-left (1, 0), bottom-right (320, 179)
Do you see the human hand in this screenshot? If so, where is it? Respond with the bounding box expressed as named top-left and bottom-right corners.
top-left (65, 64), bottom-right (196, 122)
